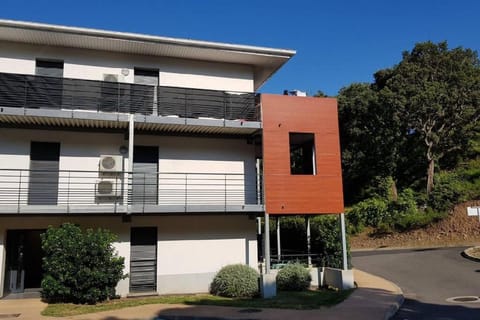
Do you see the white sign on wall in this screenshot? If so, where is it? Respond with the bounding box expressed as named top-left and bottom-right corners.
top-left (467, 207), bottom-right (480, 216)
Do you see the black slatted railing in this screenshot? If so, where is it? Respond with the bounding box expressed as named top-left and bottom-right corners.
top-left (0, 72), bottom-right (155, 114)
top-left (0, 72), bottom-right (258, 121)
top-left (158, 86), bottom-right (258, 121)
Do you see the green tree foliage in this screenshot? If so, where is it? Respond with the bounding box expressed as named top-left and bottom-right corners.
top-left (41, 223), bottom-right (126, 304)
top-left (376, 41), bottom-right (480, 195)
top-left (339, 41), bottom-right (480, 204)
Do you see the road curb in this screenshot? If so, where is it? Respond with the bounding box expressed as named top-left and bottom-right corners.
top-left (381, 277), bottom-right (404, 320)
top-left (462, 247), bottom-right (480, 262)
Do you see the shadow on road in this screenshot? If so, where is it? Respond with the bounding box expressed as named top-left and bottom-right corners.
top-left (394, 298), bottom-right (480, 320)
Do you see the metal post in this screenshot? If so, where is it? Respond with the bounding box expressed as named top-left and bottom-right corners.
top-left (306, 216), bottom-right (312, 267)
top-left (276, 217), bottom-right (281, 262)
top-left (340, 213), bottom-right (348, 270)
top-left (264, 212), bottom-right (271, 273)
top-left (127, 114), bottom-right (134, 214)
top-left (256, 159), bottom-right (261, 205)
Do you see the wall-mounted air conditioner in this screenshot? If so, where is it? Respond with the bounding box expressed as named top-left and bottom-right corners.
top-left (96, 179), bottom-right (121, 197)
top-left (99, 155), bottom-right (122, 172)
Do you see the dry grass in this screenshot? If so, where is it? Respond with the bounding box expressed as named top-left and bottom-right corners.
top-left (42, 289), bottom-right (354, 317)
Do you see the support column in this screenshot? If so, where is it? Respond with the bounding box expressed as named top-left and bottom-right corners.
top-left (261, 212), bottom-right (276, 298)
top-left (340, 213), bottom-right (348, 270)
top-left (264, 212), bottom-right (270, 273)
top-left (276, 217), bottom-right (281, 262)
top-left (306, 216), bottom-right (312, 267)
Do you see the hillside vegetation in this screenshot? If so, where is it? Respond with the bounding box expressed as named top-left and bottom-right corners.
top-left (339, 41), bottom-right (480, 239)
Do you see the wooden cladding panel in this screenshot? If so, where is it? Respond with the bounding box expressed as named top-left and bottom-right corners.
top-left (261, 94), bottom-right (344, 214)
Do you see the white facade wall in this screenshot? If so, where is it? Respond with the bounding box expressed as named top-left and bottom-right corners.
top-left (0, 41), bottom-right (254, 92)
top-left (0, 215), bottom-right (258, 297)
top-left (0, 128), bottom-right (257, 206)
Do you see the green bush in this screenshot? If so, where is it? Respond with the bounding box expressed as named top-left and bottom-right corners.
top-left (276, 263), bottom-right (311, 291)
top-left (348, 197), bottom-right (390, 227)
top-left (428, 172), bottom-right (464, 212)
top-left (210, 264), bottom-right (259, 298)
top-left (41, 223), bottom-right (126, 304)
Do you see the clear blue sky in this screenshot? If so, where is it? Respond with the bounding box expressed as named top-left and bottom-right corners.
top-left (2, 0), bottom-right (479, 96)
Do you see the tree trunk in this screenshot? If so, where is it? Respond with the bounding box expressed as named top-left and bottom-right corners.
top-left (427, 158), bottom-right (435, 195)
top-left (391, 179), bottom-right (398, 202)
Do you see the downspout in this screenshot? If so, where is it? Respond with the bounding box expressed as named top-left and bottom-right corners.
top-left (127, 114), bottom-right (134, 215)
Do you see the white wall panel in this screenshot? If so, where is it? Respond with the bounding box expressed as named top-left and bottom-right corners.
top-left (159, 59), bottom-right (253, 92)
top-left (136, 135), bottom-right (257, 205)
top-left (0, 41), bottom-right (254, 92)
top-left (0, 214), bottom-right (258, 297)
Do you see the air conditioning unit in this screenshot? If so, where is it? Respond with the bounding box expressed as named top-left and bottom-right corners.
top-left (99, 155), bottom-right (122, 172)
top-left (103, 74), bottom-right (119, 82)
top-left (96, 179), bottom-right (121, 197)
top-left (103, 73), bottom-right (125, 83)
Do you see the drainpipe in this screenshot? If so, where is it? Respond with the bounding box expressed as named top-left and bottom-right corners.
top-left (127, 114), bottom-right (134, 215)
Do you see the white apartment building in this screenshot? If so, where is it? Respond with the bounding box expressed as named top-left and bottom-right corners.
top-left (0, 19), bottom-right (297, 297)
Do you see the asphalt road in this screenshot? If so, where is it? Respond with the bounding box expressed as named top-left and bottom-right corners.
top-left (352, 247), bottom-right (480, 320)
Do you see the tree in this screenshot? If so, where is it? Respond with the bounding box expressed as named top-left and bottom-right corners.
top-left (338, 83), bottom-right (404, 203)
top-left (41, 223), bottom-right (126, 304)
top-left (376, 41), bottom-right (480, 195)
top-left (313, 90), bottom-right (328, 97)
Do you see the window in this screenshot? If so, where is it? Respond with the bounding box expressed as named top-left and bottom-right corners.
top-left (289, 133), bottom-right (316, 175)
top-left (35, 59), bottom-right (64, 77)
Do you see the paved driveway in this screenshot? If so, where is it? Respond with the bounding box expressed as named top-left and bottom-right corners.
top-left (352, 247), bottom-right (480, 320)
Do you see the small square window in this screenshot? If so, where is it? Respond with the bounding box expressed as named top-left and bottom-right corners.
top-left (289, 133), bottom-right (316, 175)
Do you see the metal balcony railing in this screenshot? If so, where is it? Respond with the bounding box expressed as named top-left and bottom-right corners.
top-left (0, 72), bottom-right (258, 121)
top-left (0, 169), bottom-right (263, 213)
top-left (158, 86), bottom-right (258, 121)
top-left (0, 72), bottom-right (155, 114)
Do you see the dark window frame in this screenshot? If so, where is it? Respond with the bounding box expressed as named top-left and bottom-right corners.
top-left (289, 132), bottom-right (316, 175)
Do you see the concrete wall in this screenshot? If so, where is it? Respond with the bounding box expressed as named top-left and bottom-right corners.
top-left (0, 128), bottom-right (257, 206)
top-left (0, 214), bottom-right (258, 297)
top-left (0, 41), bottom-right (254, 92)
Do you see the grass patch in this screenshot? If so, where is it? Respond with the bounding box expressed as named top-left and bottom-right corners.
top-left (42, 289), bottom-right (354, 317)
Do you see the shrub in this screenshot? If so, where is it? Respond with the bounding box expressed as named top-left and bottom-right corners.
top-left (349, 197), bottom-right (390, 227)
top-left (210, 264), bottom-right (259, 298)
top-left (428, 172), bottom-right (464, 212)
top-left (41, 223), bottom-right (126, 304)
top-left (276, 263), bottom-right (311, 291)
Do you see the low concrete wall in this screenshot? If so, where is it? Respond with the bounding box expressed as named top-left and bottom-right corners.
top-left (309, 267), bottom-right (323, 287)
top-left (324, 267), bottom-right (355, 290)
top-left (157, 272), bottom-right (216, 295)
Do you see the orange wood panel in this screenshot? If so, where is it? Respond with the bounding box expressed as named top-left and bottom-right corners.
top-left (261, 94), bottom-right (344, 214)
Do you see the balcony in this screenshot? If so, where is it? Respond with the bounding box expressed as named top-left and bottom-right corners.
top-left (0, 169), bottom-right (264, 214)
top-left (0, 72), bottom-right (260, 134)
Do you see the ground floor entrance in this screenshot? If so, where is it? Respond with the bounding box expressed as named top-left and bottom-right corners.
top-left (0, 215), bottom-right (258, 298)
top-left (5, 229), bottom-right (44, 294)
